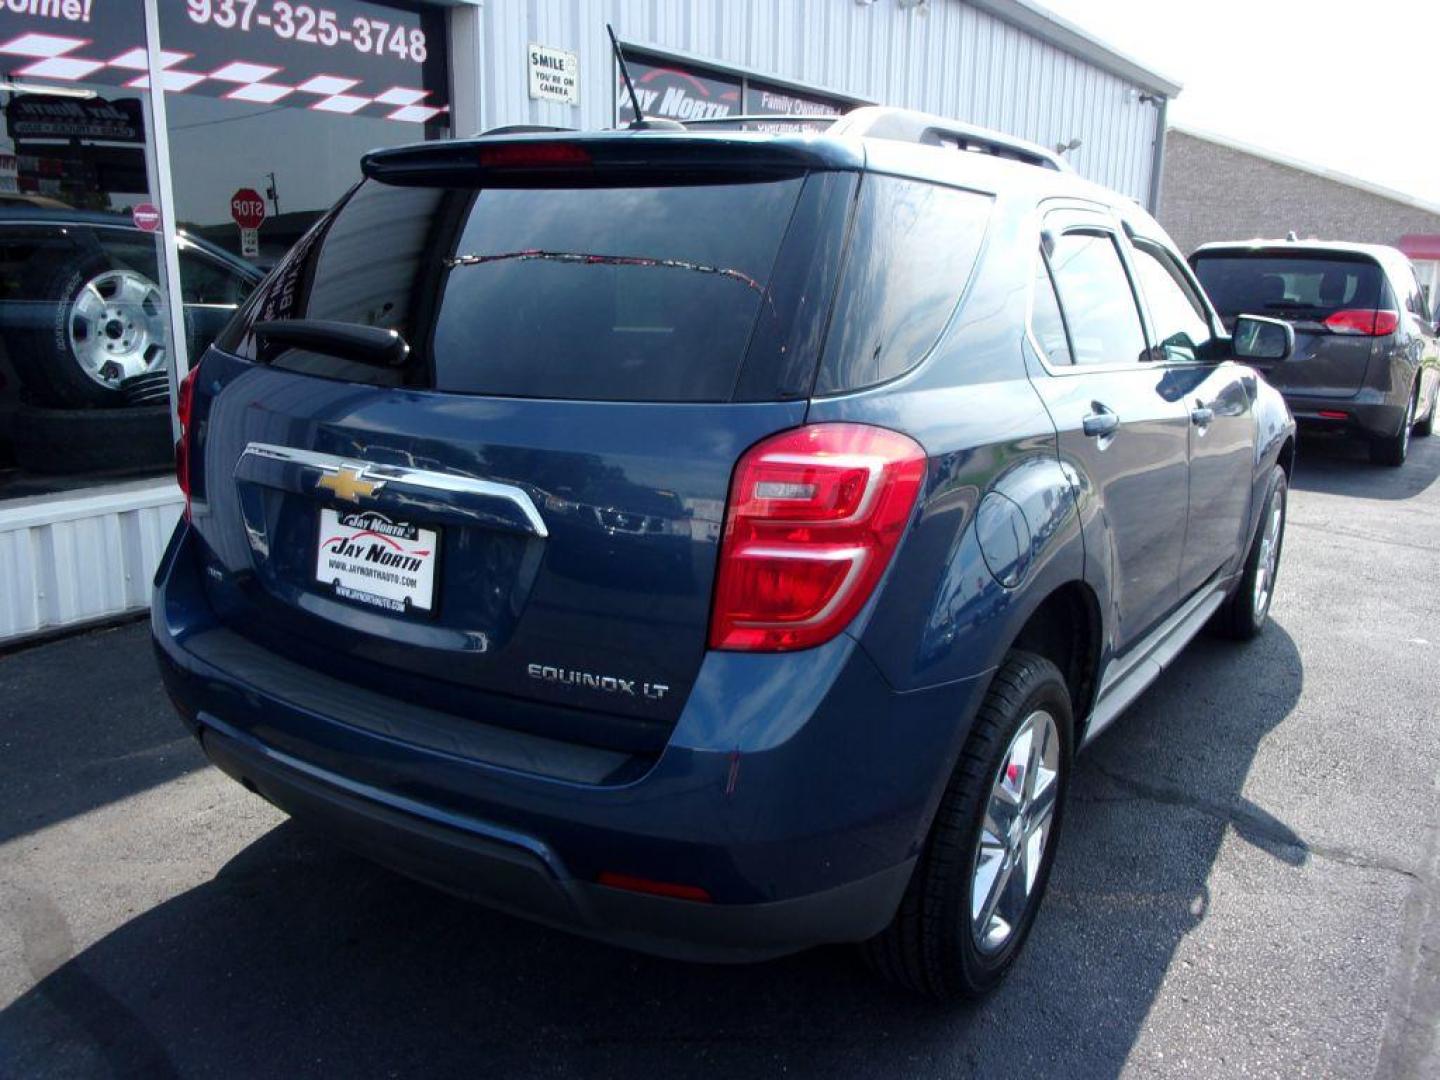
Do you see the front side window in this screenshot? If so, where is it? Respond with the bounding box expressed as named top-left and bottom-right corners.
top-left (1132, 244), bottom-right (1215, 362)
top-left (1046, 231), bottom-right (1149, 366)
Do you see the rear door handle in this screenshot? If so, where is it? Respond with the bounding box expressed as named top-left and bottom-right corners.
top-left (1082, 404), bottom-right (1119, 438)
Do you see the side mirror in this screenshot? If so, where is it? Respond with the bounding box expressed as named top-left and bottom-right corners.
top-left (1232, 314), bottom-right (1294, 361)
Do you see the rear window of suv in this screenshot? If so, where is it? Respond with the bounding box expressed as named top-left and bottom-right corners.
top-left (223, 175), bottom-right (808, 402)
top-left (1191, 252), bottom-right (1384, 323)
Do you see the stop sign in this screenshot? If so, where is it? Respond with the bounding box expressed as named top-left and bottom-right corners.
top-left (230, 188), bottom-right (266, 229)
top-left (131, 203), bottom-right (161, 232)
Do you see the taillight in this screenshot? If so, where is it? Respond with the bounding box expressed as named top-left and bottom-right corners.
top-left (1324, 308), bottom-right (1399, 336)
top-left (709, 423), bottom-right (927, 652)
top-left (175, 363), bottom-right (199, 518)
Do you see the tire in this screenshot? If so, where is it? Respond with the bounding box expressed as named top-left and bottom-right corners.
top-left (1368, 390), bottom-right (1416, 466)
top-left (8, 252), bottom-right (175, 408)
top-left (1213, 464), bottom-right (1287, 640)
top-left (863, 651), bottom-right (1073, 1000)
top-left (11, 403), bottom-right (172, 476)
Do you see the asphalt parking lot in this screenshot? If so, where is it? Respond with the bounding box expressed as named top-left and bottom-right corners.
top-left (2, 432), bottom-right (1438, 1079)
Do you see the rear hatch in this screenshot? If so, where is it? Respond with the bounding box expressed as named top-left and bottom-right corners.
top-left (1192, 248), bottom-right (1390, 398)
top-left (186, 136), bottom-right (858, 754)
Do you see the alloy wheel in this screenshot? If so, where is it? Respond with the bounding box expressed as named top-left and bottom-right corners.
top-left (1252, 487), bottom-right (1285, 621)
top-left (970, 708), bottom-right (1061, 954)
top-left (67, 268), bottom-right (167, 389)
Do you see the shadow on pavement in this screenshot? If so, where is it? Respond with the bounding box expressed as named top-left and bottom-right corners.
top-left (0, 625), bottom-right (1304, 1079)
top-left (1289, 428), bottom-right (1440, 500)
top-left (0, 620), bottom-right (205, 847)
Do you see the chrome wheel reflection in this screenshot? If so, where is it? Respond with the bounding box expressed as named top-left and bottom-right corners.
top-left (67, 268), bottom-right (167, 389)
top-left (970, 708), bottom-right (1060, 954)
top-left (1252, 485), bottom-right (1285, 622)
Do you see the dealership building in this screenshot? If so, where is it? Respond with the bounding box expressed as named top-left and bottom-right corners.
top-left (0, 0), bottom-right (1179, 643)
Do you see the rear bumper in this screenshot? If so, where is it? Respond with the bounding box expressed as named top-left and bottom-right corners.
top-left (1283, 392), bottom-right (1406, 439)
top-left (153, 523), bottom-right (983, 961)
top-left (196, 715), bottom-right (913, 962)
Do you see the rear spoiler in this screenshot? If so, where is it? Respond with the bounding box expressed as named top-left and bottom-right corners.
top-left (361, 134), bottom-right (863, 187)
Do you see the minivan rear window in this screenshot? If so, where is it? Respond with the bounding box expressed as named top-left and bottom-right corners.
top-left (224, 175), bottom-right (808, 402)
top-left (1191, 253), bottom-right (1384, 323)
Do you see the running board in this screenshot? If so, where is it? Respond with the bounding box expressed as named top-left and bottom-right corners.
top-left (1080, 582), bottom-right (1230, 749)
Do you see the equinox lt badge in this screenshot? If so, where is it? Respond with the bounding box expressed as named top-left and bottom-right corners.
top-left (527, 663), bottom-right (669, 701)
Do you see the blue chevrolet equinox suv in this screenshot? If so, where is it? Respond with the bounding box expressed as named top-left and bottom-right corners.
top-left (153, 107), bottom-right (1297, 998)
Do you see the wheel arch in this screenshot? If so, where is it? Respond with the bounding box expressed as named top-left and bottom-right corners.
top-left (1277, 435), bottom-right (1295, 479)
top-left (1007, 579), bottom-right (1104, 737)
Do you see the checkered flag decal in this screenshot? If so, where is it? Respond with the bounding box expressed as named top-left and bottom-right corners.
top-left (0, 30), bottom-right (447, 123)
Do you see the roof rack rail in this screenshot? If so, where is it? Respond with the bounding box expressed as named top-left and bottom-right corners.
top-left (827, 107), bottom-right (1069, 172)
top-left (679, 114), bottom-right (837, 129)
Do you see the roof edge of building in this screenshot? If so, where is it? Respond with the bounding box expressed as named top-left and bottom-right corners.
top-left (1169, 123), bottom-right (1440, 218)
top-left (967, 0), bottom-right (1183, 98)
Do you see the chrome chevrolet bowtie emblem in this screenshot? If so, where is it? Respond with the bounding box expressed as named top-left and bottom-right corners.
top-left (316, 465), bottom-right (384, 503)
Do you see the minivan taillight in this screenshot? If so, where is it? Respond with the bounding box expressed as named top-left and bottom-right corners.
top-left (175, 363), bottom-right (199, 518)
top-left (1324, 308), bottom-right (1399, 336)
top-left (709, 424), bottom-right (927, 652)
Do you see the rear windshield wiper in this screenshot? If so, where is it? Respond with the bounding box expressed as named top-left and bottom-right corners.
top-left (254, 319), bottom-right (410, 368)
top-left (442, 249), bottom-right (765, 295)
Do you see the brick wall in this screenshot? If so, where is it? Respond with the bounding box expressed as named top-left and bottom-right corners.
top-left (1159, 129), bottom-right (1440, 257)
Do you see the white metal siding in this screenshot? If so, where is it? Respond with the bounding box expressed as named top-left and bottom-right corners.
top-left (475, 0), bottom-right (1163, 203)
top-left (0, 483), bottom-right (181, 643)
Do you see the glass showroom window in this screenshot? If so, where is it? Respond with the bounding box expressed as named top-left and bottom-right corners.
top-left (0, 0), bottom-right (185, 497)
top-left (0, 0), bottom-right (449, 503)
top-left (159, 0), bottom-right (450, 273)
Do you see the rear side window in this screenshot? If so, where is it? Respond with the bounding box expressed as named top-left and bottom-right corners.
top-left (227, 175), bottom-right (807, 402)
top-left (1192, 253), bottom-right (1383, 323)
top-left (1405, 271), bottom-right (1430, 321)
top-left (815, 176), bottom-right (991, 394)
top-left (1047, 231), bottom-right (1148, 366)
